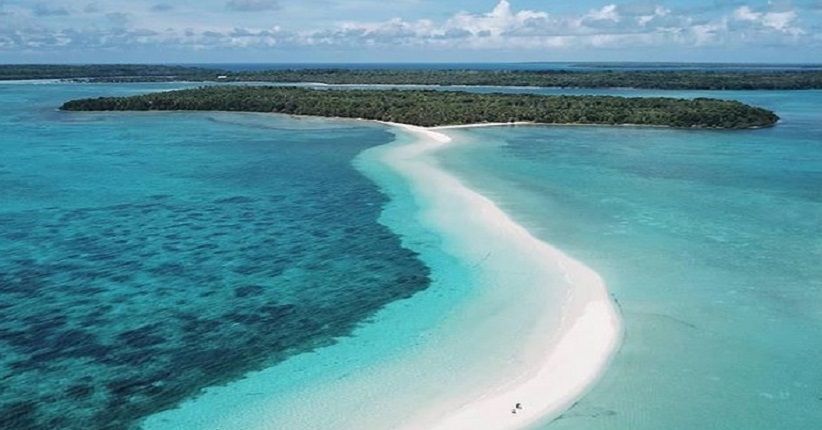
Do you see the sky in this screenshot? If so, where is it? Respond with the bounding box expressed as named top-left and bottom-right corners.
top-left (0, 0), bottom-right (820, 63)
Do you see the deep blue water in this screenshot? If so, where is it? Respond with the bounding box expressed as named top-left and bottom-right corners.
top-left (0, 83), bottom-right (428, 429)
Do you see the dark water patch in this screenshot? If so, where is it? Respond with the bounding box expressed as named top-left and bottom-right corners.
top-left (234, 284), bottom-right (264, 298)
top-left (24, 314), bottom-right (68, 334)
top-left (213, 196), bottom-right (256, 205)
top-left (65, 384), bottom-right (95, 400)
top-left (148, 262), bottom-right (187, 277)
top-left (117, 325), bottom-right (166, 348)
top-left (0, 107), bottom-right (429, 430)
top-left (2, 230), bottom-right (29, 240)
top-left (0, 401), bottom-right (39, 430)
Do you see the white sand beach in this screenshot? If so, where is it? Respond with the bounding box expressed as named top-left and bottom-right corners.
top-left (383, 123), bottom-right (622, 430)
top-left (141, 119), bottom-right (622, 430)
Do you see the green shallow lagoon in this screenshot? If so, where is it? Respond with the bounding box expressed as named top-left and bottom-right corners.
top-left (435, 91), bottom-right (822, 429)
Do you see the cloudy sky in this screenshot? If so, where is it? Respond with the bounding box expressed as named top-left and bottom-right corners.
top-left (0, 0), bottom-right (820, 63)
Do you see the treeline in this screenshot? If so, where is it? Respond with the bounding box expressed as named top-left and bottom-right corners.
top-left (218, 69), bottom-right (822, 90)
top-left (0, 64), bottom-right (216, 81)
top-left (4, 64), bottom-right (822, 90)
top-left (61, 86), bottom-right (779, 129)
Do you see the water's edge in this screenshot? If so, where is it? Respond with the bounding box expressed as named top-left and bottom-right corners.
top-left (373, 123), bottom-right (622, 429)
top-left (139, 119), bottom-right (622, 430)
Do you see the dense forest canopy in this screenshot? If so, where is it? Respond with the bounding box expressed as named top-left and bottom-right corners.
top-left (61, 86), bottom-right (779, 129)
top-left (208, 69), bottom-right (822, 90)
top-left (0, 64), bottom-right (216, 80)
top-left (3, 64), bottom-right (822, 90)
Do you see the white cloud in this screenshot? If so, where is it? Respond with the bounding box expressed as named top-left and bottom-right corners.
top-left (637, 6), bottom-right (670, 27)
top-left (585, 4), bottom-right (620, 22)
top-left (301, 1), bottom-right (752, 49)
top-left (445, 0), bottom-right (552, 37)
top-left (0, 0), bottom-right (816, 54)
top-left (732, 5), bottom-right (803, 35)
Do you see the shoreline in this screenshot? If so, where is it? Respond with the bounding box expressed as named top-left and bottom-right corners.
top-left (134, 115), bottom-right (623, 430)
top-left (380, 122), bottom-right (623, 429)
top-left (60, 108), bottom-right (778, 130)
top-left (23, 78), bottom-right (822, 92)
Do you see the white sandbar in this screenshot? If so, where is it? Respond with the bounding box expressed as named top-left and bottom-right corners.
top-left (384, 122), bottom-right (622, 430)
top-left (141, 119), bottom-right (622, 430)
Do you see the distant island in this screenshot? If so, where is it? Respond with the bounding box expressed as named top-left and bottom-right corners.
top-left (60, 86), bottom-right (779, 129)
top-left (0, 64), bottom-right (213, 81)
top-left (3, 64), bottom-right (822, 90)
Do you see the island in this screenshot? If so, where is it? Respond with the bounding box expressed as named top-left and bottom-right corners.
top-left (60, 86), bottom-right (779, 129)
top-left (0, 64), bottom-right (216, 81)
top-left (4, 64), bottom-right (822, 90)
top-left (187, 68), bottom-right (822, 90)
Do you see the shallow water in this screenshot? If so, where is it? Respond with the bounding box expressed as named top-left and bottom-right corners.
top-left (436, 91), bottom-right (822, 429)
top-left (2, 82), bottom-right (820, 430)
top-left (139, 124), bottom-right (582, 430)
top-left (0, 83), bottom-right (429, 429)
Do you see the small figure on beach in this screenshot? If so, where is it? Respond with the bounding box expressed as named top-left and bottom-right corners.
top-left (511, 408), bottom-right (517, 415)
top-left (516, 402), bottom-right (522, 410)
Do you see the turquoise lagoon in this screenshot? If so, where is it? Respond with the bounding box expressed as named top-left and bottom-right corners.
top-left (436, 91), bottom-right (822, 429)
top-left (0, 83), bottom-right (429, 429)
top-left (0, 82), bottom-right (820, 429)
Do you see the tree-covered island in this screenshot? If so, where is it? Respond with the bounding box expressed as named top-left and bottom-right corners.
top-left (3, 64), bottom-right (822, 90)
top-left (60, 86), bottom-right (779, 129)
top-left (0, 64), bottom-right (217, 81)
top-left (185, 68), bottom-right (822, 90)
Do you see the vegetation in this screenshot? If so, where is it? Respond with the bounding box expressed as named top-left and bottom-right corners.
top-left (3, 64), bottom-right (822, 90)
top-left (210, 69), bottom-right (822, 90)
top-left (61, 86), bottom-right (779, 129)
top-left (0, 64), bottom-right (216, 81)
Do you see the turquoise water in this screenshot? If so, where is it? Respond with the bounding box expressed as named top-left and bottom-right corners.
top-left (139, 123), bottom-right (582, 430)
top-left (0, 83), bottom-right (430, 429)
top-left (436, 91), bottom-right (822, 429)
top-left (2, 82), bottom-right (820, 430)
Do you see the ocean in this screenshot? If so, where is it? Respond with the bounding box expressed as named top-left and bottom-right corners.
top-left (436, 90), bottom-right (822, 429)
top-left (0, 83), bottom-right (429, 429)
top-left (0, 81), bottom-right (819, 429)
